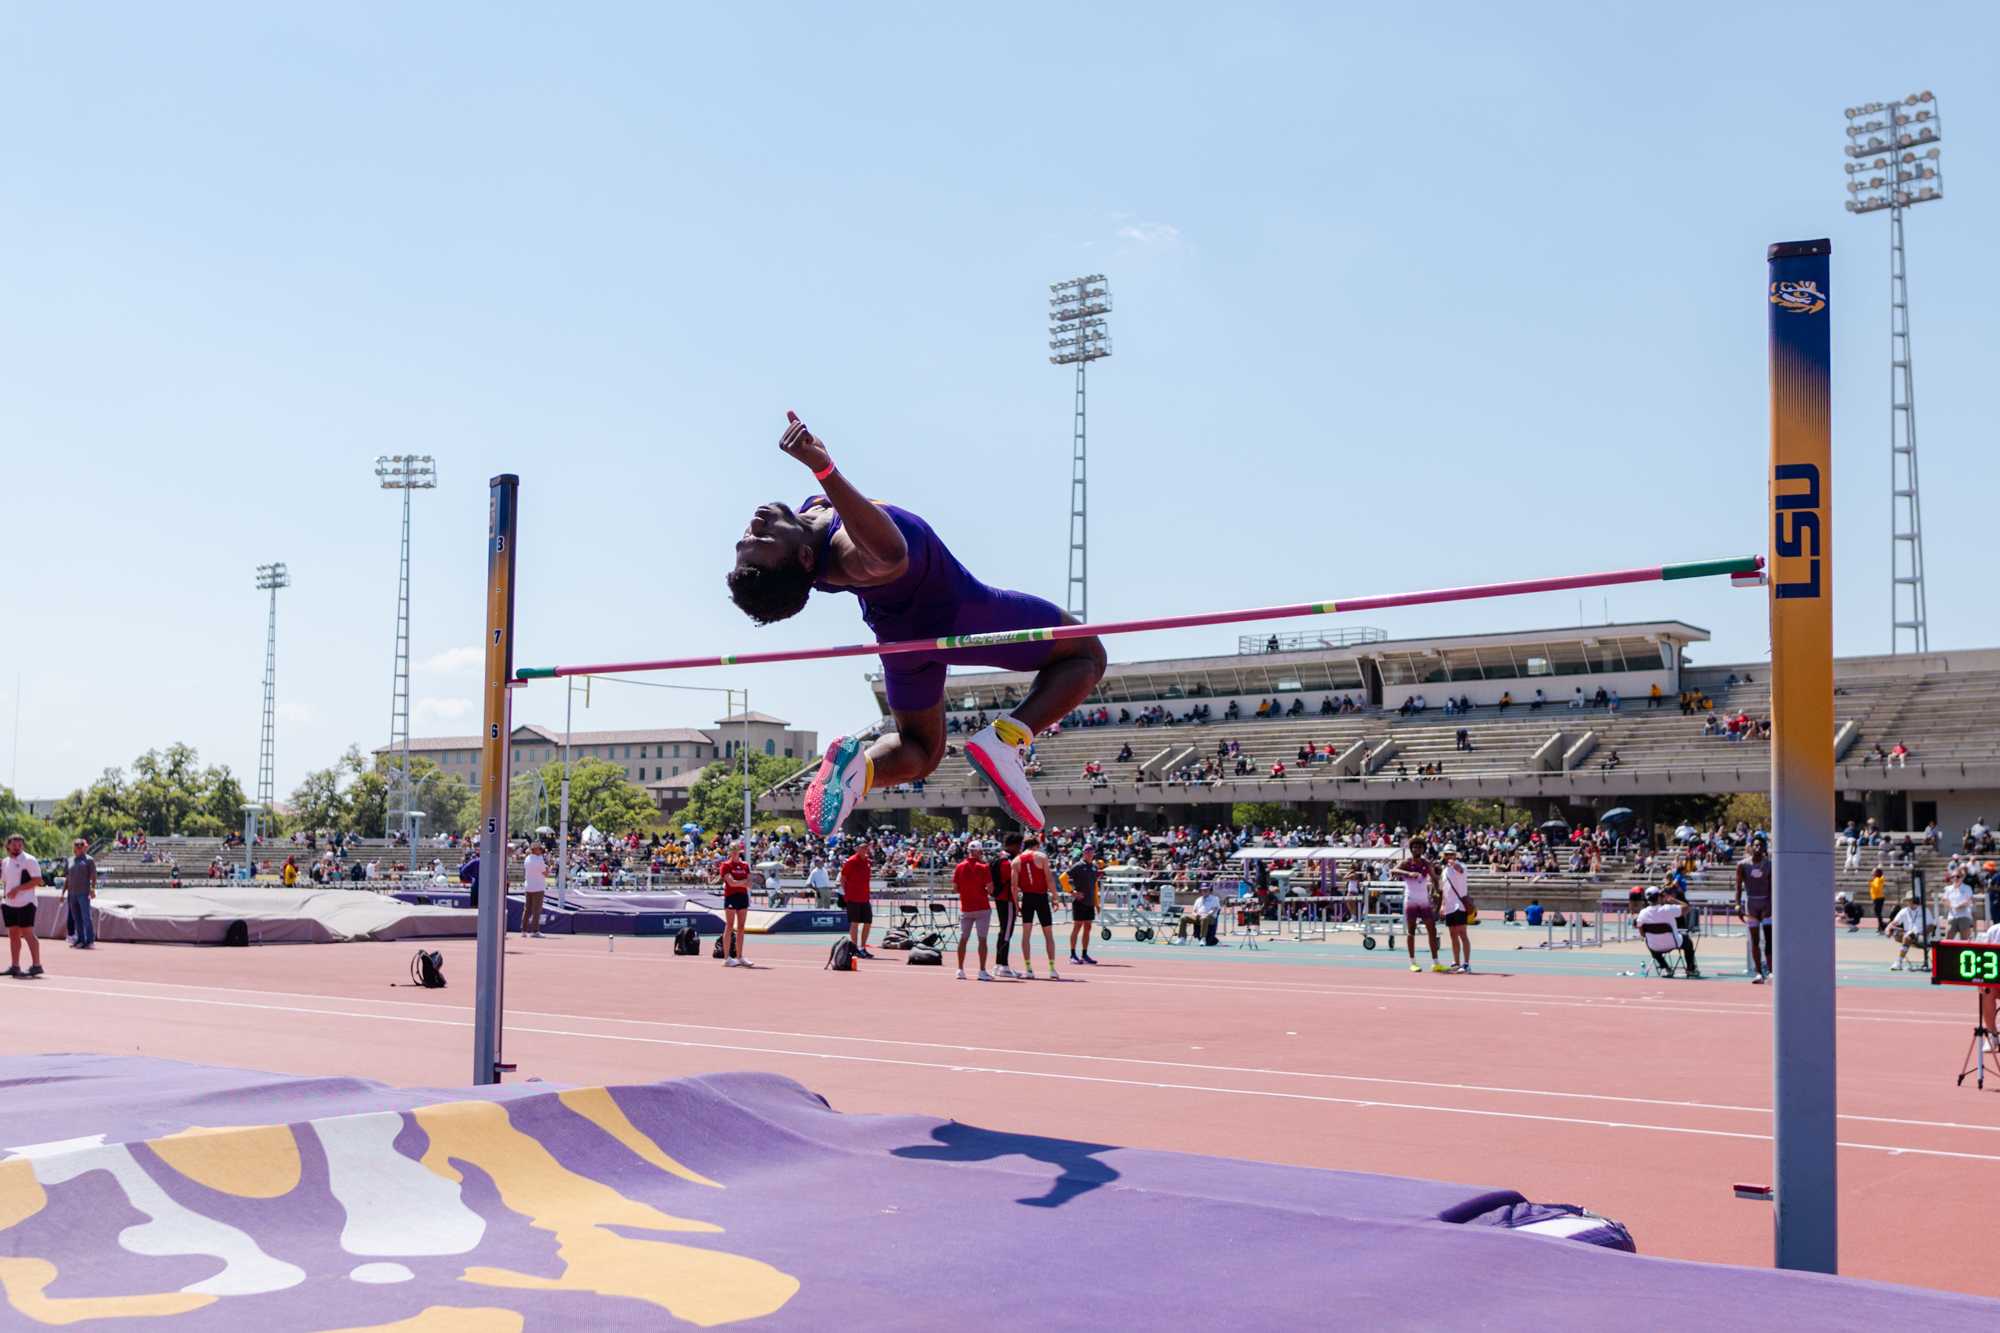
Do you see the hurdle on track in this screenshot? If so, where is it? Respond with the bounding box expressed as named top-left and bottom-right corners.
top-left (471, 236), bottom-right (1836, 1276)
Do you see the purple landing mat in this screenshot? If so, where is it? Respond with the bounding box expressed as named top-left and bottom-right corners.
top-left (0, 1055), bottom-right (1991, 1330)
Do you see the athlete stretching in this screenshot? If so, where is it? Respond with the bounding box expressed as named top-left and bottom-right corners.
top-left (729, 412), bottom-right (1107, 836)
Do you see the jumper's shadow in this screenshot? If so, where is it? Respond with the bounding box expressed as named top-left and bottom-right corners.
top-left (891, 1121), bottom-right (1121, 1208)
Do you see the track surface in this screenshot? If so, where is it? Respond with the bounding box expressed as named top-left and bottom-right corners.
top-left (2, 924), bottom-right (1991, 1299)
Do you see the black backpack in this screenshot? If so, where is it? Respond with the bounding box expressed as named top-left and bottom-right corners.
top-left (223, 920), bottom-right (250, 948)
top-left (713, 934), bottom-right (738, 960)
top-left (826, 937), bottom-right (857, 971)
top-left (673, 927), bottom-right (700, 955)
top-left (410, 950), bottom-right (446, 988)
top-left (908, 947), bottom-right (943, 966)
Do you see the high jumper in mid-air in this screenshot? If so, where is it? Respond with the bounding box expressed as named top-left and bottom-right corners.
top-left (727, 411), bottom-right (1105, 836)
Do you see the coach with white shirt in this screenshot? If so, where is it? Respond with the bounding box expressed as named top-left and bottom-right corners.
top-left (1, 833), bottom-right (46, 978)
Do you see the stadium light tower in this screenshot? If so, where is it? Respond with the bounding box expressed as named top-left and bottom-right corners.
top-left (1844, 91), bottom-right (1942, 653)
top-left (253, 561), bottom-right (289, 845)
top-left (377, 454), bottom-right (436, 859)
top-left (1049, 274), bottom-right (1111, 621)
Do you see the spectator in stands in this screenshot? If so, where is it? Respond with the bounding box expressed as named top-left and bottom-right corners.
top-left (1266, 634), bottom-right (1281, 653)
top-left (1889, 741), bottom-right (1910, 769)
top-left (1599, 749), bottom-right (1621, 771)
top-left (1606, 689), bottom-right (1621, 713)
top-left (1319, 696), bottom-right (1336, 716)
top-left (1, 834), bottom-right (45, 977)
top-left (1497, 690), bottom-right (1513, 712)
top-left (1269, 760), bottom-right (1286, 779)
top-left (1455, 728), bottom-right (1471, 752)
top-left (1648, 683), bottom-right (1663, 708)
top-left (840, 842), bottom-right (875, 958)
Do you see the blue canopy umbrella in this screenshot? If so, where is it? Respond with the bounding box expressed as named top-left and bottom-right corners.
top-left (1597, 807), bottom-right (1637, 826)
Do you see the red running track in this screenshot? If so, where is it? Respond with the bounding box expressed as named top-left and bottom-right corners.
top-left (2, 936), bottom-right (1993, 1298)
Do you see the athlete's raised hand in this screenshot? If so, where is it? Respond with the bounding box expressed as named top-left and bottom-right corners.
top-left (779, 410), bottom-right (834, 476)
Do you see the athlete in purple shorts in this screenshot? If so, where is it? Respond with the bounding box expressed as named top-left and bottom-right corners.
top-left (728, 412), bottom-right (1106, 835)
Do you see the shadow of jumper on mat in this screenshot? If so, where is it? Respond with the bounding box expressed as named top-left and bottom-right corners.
top-left (891, 1121), bottom-right (1120, 1208)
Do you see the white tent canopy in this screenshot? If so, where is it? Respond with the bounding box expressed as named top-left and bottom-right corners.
top-left (1230, 847), bottom-right (1401, 862)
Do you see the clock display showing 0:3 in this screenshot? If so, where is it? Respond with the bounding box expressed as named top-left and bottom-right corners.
top-left (1932, 941), bottom-right (2000, 986)
top-left (1959, 947), bottom-right (2000, 983)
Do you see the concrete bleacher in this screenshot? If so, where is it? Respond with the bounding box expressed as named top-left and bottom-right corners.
top-left (765, 649), bottom-right (2000, 821)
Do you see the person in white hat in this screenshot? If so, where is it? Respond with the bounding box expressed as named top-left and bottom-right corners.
top-left (1438, 844), bottom-right (1474, 974)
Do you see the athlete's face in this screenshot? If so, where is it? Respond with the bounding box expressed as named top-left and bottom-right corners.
top-left (734, 502), bottom-right (811, 574)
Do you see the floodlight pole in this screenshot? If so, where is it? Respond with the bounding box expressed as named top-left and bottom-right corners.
top-left (378, 454), bottom-right (437, 869)
top-left (1767, 238), bottom-right (1837, 1273)
top-left (1049, 275), bottom-right (1111, 621)
top-left (253, 562), bottom-right (289, 845)
top-left (1843, 92), bottom-right (1941, 653)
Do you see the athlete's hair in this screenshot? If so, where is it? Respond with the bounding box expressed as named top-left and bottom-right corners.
top-left (726, 562), bottom-right (813, 625)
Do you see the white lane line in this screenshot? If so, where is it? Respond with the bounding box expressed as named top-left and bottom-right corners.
top-left (19, 983), bottom-right (2000, 1151)
top-left (31, 979), bottom-right (1995, 1133)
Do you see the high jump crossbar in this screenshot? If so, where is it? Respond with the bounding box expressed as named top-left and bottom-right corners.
top-left (515, 555), bottom-right (1764, 680)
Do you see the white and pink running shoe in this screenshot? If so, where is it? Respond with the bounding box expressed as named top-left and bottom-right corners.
top-left (966, 716), bottom-right (1044, 831)
top-left (804, 736), bottom-right (871, 837)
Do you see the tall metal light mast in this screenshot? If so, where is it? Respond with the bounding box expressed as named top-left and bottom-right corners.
top-left (1048, 274), bottom-right (1111, 621)
top-left (253, 562), bottom-right (289, 832)
top-left (377, 455), bottom-right (436, 852)
top-left (1844, 91), bottom-right (1942, 653)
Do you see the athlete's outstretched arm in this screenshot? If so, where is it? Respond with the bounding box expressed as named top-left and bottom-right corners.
top-left (779, 411), bottom-right (908, 582)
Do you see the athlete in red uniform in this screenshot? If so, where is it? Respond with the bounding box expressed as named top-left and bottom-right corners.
top-left (715, 844), bottom-right (752, 968)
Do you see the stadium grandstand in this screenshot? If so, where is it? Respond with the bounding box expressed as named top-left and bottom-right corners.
top-left (762, 618), bottom-right (2000, 838)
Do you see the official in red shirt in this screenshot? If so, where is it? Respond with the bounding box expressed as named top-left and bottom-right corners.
top-left (715, 844), bottom-right (753, 968)
top-left (952, 843), bottom-right (993, 980)
top-left (840, 844), bottom-right (875, 957)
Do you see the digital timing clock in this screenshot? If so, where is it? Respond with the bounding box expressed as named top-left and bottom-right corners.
top-left (1930, 940), bottom-right (2000, 986)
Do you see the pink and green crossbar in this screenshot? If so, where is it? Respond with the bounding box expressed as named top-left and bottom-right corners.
top-left (514, 555), bottom-right (1763, 680)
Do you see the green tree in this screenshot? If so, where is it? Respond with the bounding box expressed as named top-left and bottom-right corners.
top-left (347, 768), bottom-right (389, 837)
top-left (120, 744), bottom-right (251, 837)
top-left (52, 769), bottom-right (133, 848)
top-left (512, 758), bottom-right (659, 837)
top-left (0, 788), bottom-right (64, 859)
top-left (288, 762), bottom-right (352, 835)
top-left (675, 753), bottom-right (805, 834)
top-left (1231, 801), bottom-right (1301, 828)
top-left (378, 755), bottom-right (478, 838)
top-left (1427, 799), bottom-right (1535, 830)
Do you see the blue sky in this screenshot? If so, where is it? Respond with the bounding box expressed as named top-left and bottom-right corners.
top-left (3, 2), bottom-right (1993, 799)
